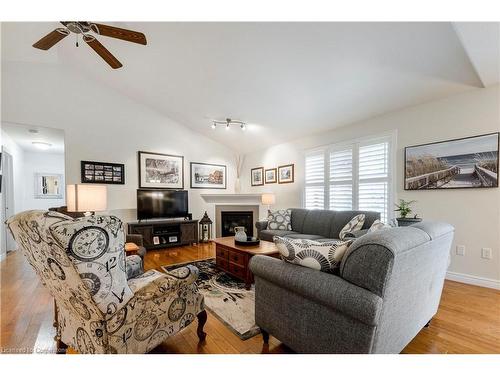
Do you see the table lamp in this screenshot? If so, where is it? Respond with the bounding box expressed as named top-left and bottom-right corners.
top-left (261, 193), bottom-right (276, 212)
top-left (66, 184), bottom-right (107, 216)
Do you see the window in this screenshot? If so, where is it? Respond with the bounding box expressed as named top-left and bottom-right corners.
top-left (304, 135), bottom-right (393, 222)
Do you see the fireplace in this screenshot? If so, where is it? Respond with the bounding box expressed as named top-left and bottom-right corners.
top-left (220, 211), bottom-right (254, 237)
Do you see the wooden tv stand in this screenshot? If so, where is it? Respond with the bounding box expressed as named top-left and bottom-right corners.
top-left (127, 219), bottom-right (198, 250)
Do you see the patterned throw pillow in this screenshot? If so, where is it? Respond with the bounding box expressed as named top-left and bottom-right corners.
top-left (50, 215), bottom-right (133, 316)
top-left (267, 209), bottom-right (292, 231)
top-left (274, 236), bottom-right (353, 273)
top-left (368, 219), bottom-right (391, 233)
top-left (339, 214), bottom-right (365, 240)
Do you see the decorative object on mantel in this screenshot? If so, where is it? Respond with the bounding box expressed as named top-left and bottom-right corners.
top-left (199, 211), bottom-right (213, 242)
top-left (34, 173), bottom-right (63, 199)
top-left (235, 155), bottom-right (245, 194)
top-left (211, 118), bottom-right (247, 131)
top-left (405, 132), bottom-right (499, 190)
top-left (265, 168), bottom-right (277, 184)
top-left (251, 167), bottom-right (264, 186)
top-left (394, 199), bottom-right (422, 227)
top-left (138, 151), bottom-right (184, 189)
top-left (261, 193), bottom-right (275, 211)
top-left (278, 164), bottom-right (295, 184)
top-left (190, 162), bottom-right (226, 189)
top-left (81, 160), bottom-right (125, 184)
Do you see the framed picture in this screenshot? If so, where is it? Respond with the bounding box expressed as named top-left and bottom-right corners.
top-left (190, 162), bottom-right (227, 189)
top-left (278, 164), bottom-right (295, 184)
top-left (81, 161), bottom-right (125, 184)
top-left (265, 168), bottom-right (277, 184)
top-left (34, 173), bottom-right (63, 199)
top-left (251, 167), bottom-right (264, 186)
top-left (405, 132), bottom-right (499, 190)
top-left (138, 151), bottom-right (184, 189)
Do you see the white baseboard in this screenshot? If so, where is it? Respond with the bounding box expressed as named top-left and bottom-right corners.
top-left (446, 271), bottom-right (500, 290)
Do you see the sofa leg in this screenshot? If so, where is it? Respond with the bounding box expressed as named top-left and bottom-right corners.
top-left (197, 310), bottom-right (207, 341)
top-left (261, 329), bottom-right (270, 344)
top-left (425, 319), bottom-right (432, 328)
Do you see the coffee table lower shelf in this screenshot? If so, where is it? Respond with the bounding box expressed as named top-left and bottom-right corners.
top-left (213, 236), bottom-right (280, 290)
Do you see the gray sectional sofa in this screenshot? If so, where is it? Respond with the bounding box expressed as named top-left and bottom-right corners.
top-left (256, 208), bottom-right (380, 242)
top-left (249, 220), bottom-right (454, 353)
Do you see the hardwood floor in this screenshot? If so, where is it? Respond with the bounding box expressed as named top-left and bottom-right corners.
top-left (1, 243), bottom-right (499, 354)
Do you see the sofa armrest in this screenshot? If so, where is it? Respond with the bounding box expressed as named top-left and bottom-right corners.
top-left (255, 220), bottom-right (269, 231)
top-left (249, 255), bottom-right (382, 326)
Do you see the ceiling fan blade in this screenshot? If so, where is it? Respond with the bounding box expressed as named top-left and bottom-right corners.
top-left (84, 35), bottom-right (123, 69)
top-left (90, 23), bottom-right (147, 45)
top-left (33, 29), bottom-right (69, 50)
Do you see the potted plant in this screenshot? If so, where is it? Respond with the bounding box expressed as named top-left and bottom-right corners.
top-left (394, 199), bottom-right (422, 227)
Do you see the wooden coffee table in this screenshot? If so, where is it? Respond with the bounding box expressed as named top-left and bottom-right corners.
top-left (212, 236), bottom-right (279, 290)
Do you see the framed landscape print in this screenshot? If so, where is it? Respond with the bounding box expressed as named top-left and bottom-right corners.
top-left (278, 164), bottom-right (295, 184)
top-left (405, 132), bottom-right (499, 190)
top-left (190, 162), bottom-right (227, 189)
top-left (81, 161), bottom-right (125, 184)
top-left (265, 168), bottom-right (277, 184)
top-left (251, 167), bottom-right (264, 186)
top-left (138, 151), bottom-right (184, 189)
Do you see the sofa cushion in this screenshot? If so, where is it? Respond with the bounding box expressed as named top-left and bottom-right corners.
top-left (283, 233), bottom-right (324, 241)
top-left (289, 208), bottom-right (309, 233)
top-left (329, 210), bottom-right (380, 239)
top-left (301, 209), bottom-right (337, 237)
top-left (274, 236), bottom-right (353, 273)
top-left (259, 229), bottom-right (297, 242)
top-left (315, 238), bottom-right (341, 243)
top-left (267, 209), bottom-right (292, 231)
top-left (368, 219), bottom-right (391, 233)
top-left (339, 214), bottom-right (365, 240)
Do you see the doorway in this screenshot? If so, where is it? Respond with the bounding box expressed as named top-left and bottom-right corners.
top-left (1, 149), bottom-right (16, 255)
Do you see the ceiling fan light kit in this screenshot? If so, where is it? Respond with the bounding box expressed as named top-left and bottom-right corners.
top-left (32, 22), bottom-right (147, 69)
top-left (212, 118), bottom-right (247, 131)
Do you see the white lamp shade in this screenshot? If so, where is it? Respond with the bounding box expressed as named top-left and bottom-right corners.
top-left (67, 184), bottom-right (107, 212)
top-left (261, 193), bottom-right (276, 205)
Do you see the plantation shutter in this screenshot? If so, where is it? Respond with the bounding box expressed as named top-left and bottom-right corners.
top-left (358, 142), bottom-right (390, 222)
top-left (329, 148), bottom-right (353, 210)
top-left (304, 135), bottom-right (393, 222)
top-left (305, 151), bottom-right (325, 209)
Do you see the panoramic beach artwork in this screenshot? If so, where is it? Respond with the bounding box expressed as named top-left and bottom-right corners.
top-left (405, 133), bottom-right (499, 190)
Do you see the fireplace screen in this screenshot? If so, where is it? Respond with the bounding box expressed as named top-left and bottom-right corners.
top-left (220, 211), bottom-right (254, 237)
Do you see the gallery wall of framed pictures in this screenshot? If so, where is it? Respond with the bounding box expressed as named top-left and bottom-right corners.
top-left (81, 161), bottom-right (125, 184)
top-left (404, 132), bottom-right (499, 190)
top-left (251, 164), bottom-right (295, 186)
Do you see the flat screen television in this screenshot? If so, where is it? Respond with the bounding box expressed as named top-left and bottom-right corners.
top-left (137, 189), bottom-right (188, 220)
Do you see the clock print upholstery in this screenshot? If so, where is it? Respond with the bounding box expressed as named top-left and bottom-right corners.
top-left (50, 215), bottom-right (134, 314)
top-left (7, 210), bottom-right (206, 354)
top-left (274, 236), bottom-right (354, 273)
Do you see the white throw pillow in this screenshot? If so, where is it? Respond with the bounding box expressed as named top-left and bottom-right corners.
top-left (267, 209), bottom-right (292, 231)
top-left (274, 236), bottom-right (353, 273)
top-left (339, 214), bottom-right (365, 240)
top-left (368, 219), bottom-right (391, 233)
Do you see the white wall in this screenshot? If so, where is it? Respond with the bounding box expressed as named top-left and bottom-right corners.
top-left (22, 151), bottom-right (65, 211)
top-left (1, 129), bottom-right (25, 214)
top-left (242, 85), bottom-right (500, 285)
top-left (2, 62), bottom-right (237, 224)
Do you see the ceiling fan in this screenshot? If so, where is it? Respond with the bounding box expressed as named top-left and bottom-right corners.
top-left (32, 22), bottom-right (147, 69)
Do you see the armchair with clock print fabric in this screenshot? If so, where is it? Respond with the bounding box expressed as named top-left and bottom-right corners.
top-left (7, 210), bottom-right (207, 354)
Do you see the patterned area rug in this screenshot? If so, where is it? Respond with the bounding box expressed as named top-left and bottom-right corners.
top-left (162, 259), bottom-right (260, 340)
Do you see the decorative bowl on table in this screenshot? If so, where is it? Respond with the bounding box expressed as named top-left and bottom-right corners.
top-left (235, 236), bottom-right (260, 246)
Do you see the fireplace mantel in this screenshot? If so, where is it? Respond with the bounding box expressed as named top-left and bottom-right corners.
top-left (200, 193), bottom-right (263, 205)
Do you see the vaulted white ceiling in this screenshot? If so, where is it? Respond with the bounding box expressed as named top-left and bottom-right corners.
top-left (1, 22), bottom-right (499, 153)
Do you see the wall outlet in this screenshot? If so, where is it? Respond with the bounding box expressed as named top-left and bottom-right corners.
top-left (455, 245), bottom-right (465, 256)
top-left (481, 248), bottom-right (492, 260)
